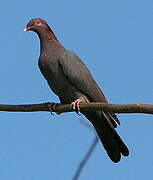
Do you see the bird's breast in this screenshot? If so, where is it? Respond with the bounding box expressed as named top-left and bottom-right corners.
top-left (39, 56), bottom-right (86, 103)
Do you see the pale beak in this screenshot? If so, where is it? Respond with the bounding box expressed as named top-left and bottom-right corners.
top-left (23, 27), bottom-right (31, 32)
top-left (23, 28), bottom-right (27, 32)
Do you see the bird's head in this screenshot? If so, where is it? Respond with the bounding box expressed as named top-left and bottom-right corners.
top-left (24, 18), bottom-right (48, 32)
top-left (24, 18), bottom-right (62, 49)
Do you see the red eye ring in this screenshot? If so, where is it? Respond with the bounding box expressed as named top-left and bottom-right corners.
top-left (35, 20), bottom-right (42, 26)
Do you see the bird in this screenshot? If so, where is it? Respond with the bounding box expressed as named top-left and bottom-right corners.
top-left (24, 18), bottom-right (129, 162)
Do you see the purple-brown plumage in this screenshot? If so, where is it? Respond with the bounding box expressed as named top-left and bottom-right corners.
top-left (24, 18), bottom-right (129, 162)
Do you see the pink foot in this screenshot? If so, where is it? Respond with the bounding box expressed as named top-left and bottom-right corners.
top-left (70, 99), bottom-right (82, 114)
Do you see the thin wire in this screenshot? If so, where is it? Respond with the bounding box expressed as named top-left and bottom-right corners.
top-left (72, 136), bottom-right (99, 180)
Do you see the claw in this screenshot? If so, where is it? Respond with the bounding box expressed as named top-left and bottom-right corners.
top-left (49, 103), bottom-right (61, 115)
top-left (70, 99), bottom-right (82, 115)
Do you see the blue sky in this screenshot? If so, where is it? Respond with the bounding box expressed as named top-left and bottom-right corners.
top-left (0, 0), bottom-right (152, 179)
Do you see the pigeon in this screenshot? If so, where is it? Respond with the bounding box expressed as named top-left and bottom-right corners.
top-left (24, 18), bottom-right (129, 162)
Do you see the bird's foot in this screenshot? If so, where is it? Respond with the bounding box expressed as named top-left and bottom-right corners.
top-left (70, 99), bottom-right (82, 115)
top-left (48, 102), bottom-right (61, 115)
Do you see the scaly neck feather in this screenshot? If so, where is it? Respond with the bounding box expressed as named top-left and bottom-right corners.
top-left (37, 26), bottom-right (63, 53)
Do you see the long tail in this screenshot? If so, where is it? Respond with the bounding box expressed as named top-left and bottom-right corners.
top-left (84, 111), bottom-right (129, 163)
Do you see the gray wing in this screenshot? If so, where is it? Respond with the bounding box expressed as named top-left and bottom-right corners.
top-left (58, 50), bottom-right (120, 125)
top-left (58, 50), bottom-right (107, 102)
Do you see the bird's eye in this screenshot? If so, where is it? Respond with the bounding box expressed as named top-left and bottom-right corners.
top-left (35, 21), bottom-right (42, 26)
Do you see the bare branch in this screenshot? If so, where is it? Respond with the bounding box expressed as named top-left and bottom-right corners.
top-left (0, 102), bottom-right (153, 114)
top-left (1, 101), bottom-right (153, 180)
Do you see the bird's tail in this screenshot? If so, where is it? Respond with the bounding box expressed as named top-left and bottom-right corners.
top-left (84, 111), bottom-right (129, 163)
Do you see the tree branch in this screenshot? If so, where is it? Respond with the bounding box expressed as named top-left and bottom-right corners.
top-left (0, 102), bottom-right (153, 114)
top-left (2, 101), bottom-right (152, 180)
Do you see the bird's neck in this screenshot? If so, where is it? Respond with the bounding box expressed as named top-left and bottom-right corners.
top-left (37, 26), bottom-right (63, 53)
